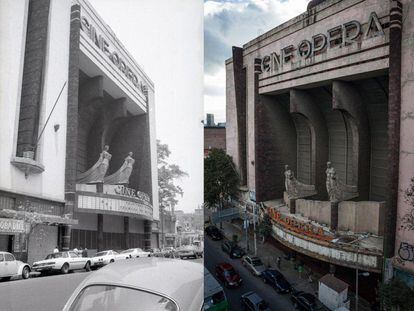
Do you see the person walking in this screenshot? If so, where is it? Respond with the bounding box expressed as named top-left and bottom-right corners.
top-left (82, 247), bottom-right (88, 258)
top-left (276, 256), bottom-right (281, 269)
top-left (53, 246), bottom-right (59, 253)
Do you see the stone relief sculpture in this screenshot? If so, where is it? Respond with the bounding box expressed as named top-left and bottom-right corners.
top-left (77, 145), bottom-right (112, 184)
top-left (325, 161), bottom-right (358, 202)
top-left (284, 165), bottom-right (316, 199)
top-left (104, 152), bottom-right (135, 185)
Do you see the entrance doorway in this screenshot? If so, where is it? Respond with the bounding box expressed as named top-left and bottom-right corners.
top-left (0, 235), bottom-right (13, 253)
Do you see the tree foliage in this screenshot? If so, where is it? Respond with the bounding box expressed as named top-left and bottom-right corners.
top-left (157, 140), bottom-right (188, 210)
top-left (380, 278), bottom-right (414, 311)
top-left (258, 213), bottom-right (272, 239)
top-left (204, 149), bottom-right (240, 208)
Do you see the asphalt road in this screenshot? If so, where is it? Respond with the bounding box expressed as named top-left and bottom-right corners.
top-left (0, 271), bottom-right (90, 311)
top-left (205, 236), bottom-right (295, 311)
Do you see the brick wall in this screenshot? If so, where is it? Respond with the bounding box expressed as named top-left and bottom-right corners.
top-left (16, 0), bottom-right (51, 156)
top-left (204, 127), bottom-right (226, 151)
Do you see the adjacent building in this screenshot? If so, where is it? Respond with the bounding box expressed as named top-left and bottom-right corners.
top-left (204, 113), bottom-right (226, 156)
top-left (0, 0), bottom-right (158, 263)
top-left (226, 0), bottom-right (414, 294)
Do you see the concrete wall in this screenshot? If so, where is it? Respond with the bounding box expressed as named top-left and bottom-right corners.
top-left (103, 214), bottom-right (123, 233)
top-left (130, 218), bottom-right (145, 234)
top-left (395, 0), bottom-right (414, 275)
top-left (72, 212), bottom-right (97, 231)
top-left (338, 201), bottom-right (384, 235)
top-left (296, 199), bottom-right (331, 226)
top-left (204, 127), bottom-right (226, 151)
top-left (28, 225), bottom-right (58, 264)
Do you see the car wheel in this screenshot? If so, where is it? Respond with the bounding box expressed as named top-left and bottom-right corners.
top-left (61, 263), bottom-right (69, 274)
top-left (84, 261), bottom-right (91, 272)
top-left (22, 266), bottom-right (30, 279)
top-left (110, 259), bottom-right (114, 263)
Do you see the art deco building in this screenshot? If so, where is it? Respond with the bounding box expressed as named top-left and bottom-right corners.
top-left (226, 0), bottom-right (414, 292)
top-left (0, 0), bottom-right (158, 263)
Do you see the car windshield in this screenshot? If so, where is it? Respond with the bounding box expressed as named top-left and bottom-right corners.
top-left (95, 252), bottom-right (108, 257)
top-left (252, 259), bottom-right (263, 266)
top-left (223, 269), bottom-right (236, 277)
top-left (46, 252), bottom-right (66, 259)
top-left (69, 285), bottom-right (178, 311)
top-left (121, 249), bottom-right (134, 254)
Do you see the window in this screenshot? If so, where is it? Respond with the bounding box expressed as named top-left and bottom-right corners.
top-left (5, 253), bottom-right (15, 261)
top-left (0, 254), bottom-right (4, 262)
top-left (69, 252), bottom-right (78, 258)
top-left (69, 285), bottom-right (178, 311)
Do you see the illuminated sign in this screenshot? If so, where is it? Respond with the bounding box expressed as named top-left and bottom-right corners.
top-left (260, 12), bottom-right (385, 74)
top-left (80, 16), bottom-right (147, 95)
top-left (268, 207), bottom-right (333, 242)
top-left (0, 218), bottom-right (25, 234)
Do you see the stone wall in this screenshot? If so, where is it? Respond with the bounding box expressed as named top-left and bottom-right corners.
top-left (296, 199), bottom-right (331, 226)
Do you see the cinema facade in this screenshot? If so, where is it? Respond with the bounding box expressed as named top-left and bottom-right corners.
top-left (0, 0), bottom-right (159, 264)
top-left (226, 0), bottom-right (414, 289)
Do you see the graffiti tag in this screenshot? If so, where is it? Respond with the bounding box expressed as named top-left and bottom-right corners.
top-left (398, 242), bottom-right (414, 262)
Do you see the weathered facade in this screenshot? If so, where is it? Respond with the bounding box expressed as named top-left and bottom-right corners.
top-left (0, 0), bottom-right (158, 263)
top-left (226, 0), bottom-right (414, 287)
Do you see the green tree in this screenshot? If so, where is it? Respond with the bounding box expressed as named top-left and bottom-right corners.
top-left (258, 213), bottom-right (272, 241)
top-left (380, 278), bottom-right (414, 310)
top-left (157, 140), bottom-right (188, 210)
top-left (204, 149), bottom-right (240, 209)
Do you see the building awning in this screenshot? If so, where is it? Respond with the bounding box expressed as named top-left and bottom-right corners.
top-left (0, 209), bottom-right (78, 226)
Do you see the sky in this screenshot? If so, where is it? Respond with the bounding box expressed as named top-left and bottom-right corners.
top-left (204, 0), bottom-right (309, 123)
top-left (88, 0), bottom-right (204, 213)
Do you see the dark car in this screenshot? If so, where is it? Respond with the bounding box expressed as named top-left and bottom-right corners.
top-left (240, 291), bottom-right (271, 311)
top-left (215, 263), bottom-right (242, 287)
top-left (205, 225), bottom-right (224, 240)
top-left (221, 241), bottom-right (245, 259)
top-left (261, 269), bottom-right (291, 293)
top-left (291, 290), bottom-right (326, 311)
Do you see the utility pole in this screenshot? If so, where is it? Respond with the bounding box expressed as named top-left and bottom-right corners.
top-left (244, 209), bottom-right (249, 252)
top-left (253, 203), bottom-right (257, 256)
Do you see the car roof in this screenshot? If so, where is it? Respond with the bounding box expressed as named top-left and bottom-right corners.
top-left (244, 291), bottom-right (264, 304)
top-left (218, 263), bottom-right (233, 270)
top-left (266, 269), bottom-right (282, 277)
top-left (64, 257), bottom-right (203, 311)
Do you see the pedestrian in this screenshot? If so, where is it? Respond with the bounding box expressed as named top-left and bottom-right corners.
top-left (53, 246), bottom-right (59, 253)
top-left (82, 247), bottom-right (88, 258)
top-left (73, 247), bottom-right (79, 255)
top-left (276, 256), bottom-right (281, 269)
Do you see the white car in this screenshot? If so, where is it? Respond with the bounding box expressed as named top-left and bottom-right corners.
top-left (32, 251), bottom-right (92, 275)
top-left (0, 252), bottom-right (31, 281)
top-left (91, 250), bottom-right (119, 269)
top-left (119, 248), bottom-right (151, 259)
top-left (62, 258), bottom-right (203, 311)
top-left (242, 255), bottom-right (267, 276)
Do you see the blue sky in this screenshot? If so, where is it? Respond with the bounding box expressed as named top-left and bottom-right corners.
top-left (204, 0), bottom-right (308, 122)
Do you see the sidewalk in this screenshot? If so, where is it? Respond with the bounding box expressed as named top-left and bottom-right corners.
top-left (218, 220), bottom-right (372, 311)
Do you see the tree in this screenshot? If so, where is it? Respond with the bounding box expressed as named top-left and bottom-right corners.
top-left (380, 278), bottom-right (414, 311)
top-left (257, 213), bottom-right (272, 242)
top-left (157, 140), bottom-right (188, 211)
top-left (204, 149), bottom-right (240, 208)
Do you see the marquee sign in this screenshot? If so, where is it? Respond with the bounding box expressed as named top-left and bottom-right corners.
top-left (267, 207), bottom-right (333, 242)
top-left (0, 218), bottom-right (25, 234)
top-left (260, 12), bottom-right (385, 74)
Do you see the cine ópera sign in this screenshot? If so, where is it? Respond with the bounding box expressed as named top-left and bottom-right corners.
top-left (259, 12), bottom-right (385, 74)
top-left (80, 16), bottom-right (147, 95)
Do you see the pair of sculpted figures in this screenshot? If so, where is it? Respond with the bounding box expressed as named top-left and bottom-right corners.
top-left (77, 145), bottom-right (135, 185)
top-left (284, 162), bottom-right (358, 202)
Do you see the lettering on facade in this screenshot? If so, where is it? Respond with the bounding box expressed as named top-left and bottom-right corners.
top-left (398, 242), bottom-right (414, 262)
top-left (268, 207), bottom-right (333, 242)
top-left (0, 218), bottom-right (25, 234)
top-left (260, 12), bottom-right (385, 74)
top-left (80, 16), bottom-right (147, 95)
top-left (113, 185), bottom-right (151, 203)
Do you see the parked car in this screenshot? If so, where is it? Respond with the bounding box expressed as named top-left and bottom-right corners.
top-left (90, 250), bottom-right (119, 269)
top-left (240, 291), bottom-right (271, 311)
top-left (175, 246), bottom-right (198, 259)
top-left (62, 257), bottom-right (203, 311)
top-left (32, 251), bottom-right (91, 275)
top-left (159, 247), bottom-right (175, 258)
top-left (221, 241), bottom-right (245, 258)
top-left (205, 225), bottom-right (224, 240)
top-left (261, 269), bottom-right (291, 293)
top-left (242, 256), bottom-right (266, 276)
top-left (0, 252), bottom-right (31, 281)
top-left (215, 263), bottom-right (242, 287)
top-left (119, 248), bottom-right (151, 259)
top-left (291, 290), bottom-right (326, 311)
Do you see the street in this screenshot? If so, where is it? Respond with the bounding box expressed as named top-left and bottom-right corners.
top-left (0, 272), bottom-right (90, 311)
top-left (204, 236), bottom-right (295, 311)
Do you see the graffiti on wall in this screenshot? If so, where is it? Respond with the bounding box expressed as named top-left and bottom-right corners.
top-left (398, 242), bottom-right (414, 262)
top-left (400, 177), bottom-right (414, 231)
